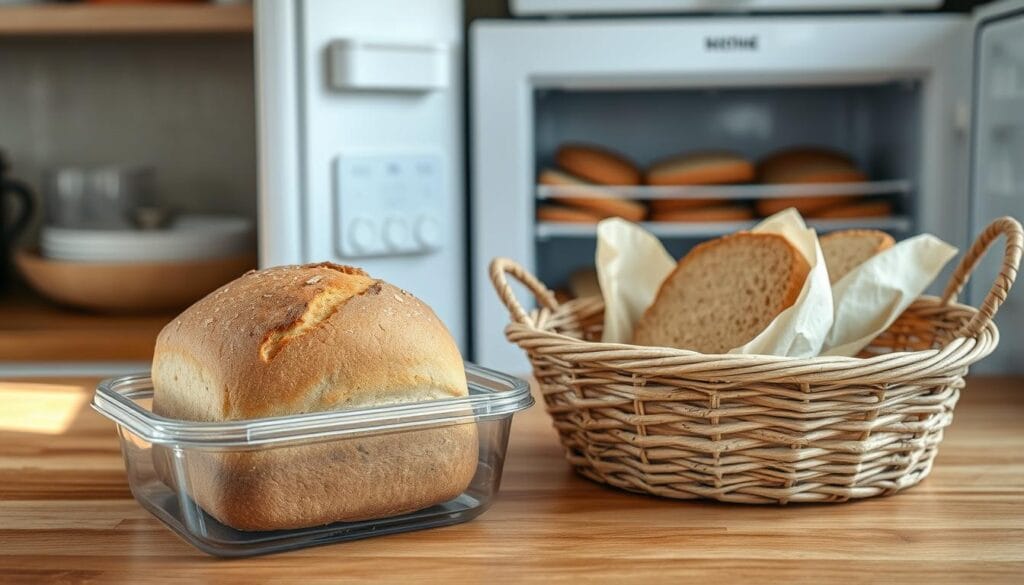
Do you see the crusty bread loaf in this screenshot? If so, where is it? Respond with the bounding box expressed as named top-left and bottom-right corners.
top-left (152, 263), bottom-right (477, 531)
top-left (646, 151), bottom-right (755, 186)
top-left (633, 233), bottom-right (809, 353)
top-left (820, 229), bottom-right (895, 284)
top-left (754, 147), bottom-right (866, 217)
top-left (555, 143), bottom-right (641, 185)
top-left (539, 169), bottom-right (646, 221)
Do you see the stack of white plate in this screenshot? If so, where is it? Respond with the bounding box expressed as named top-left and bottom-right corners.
top-left (40, 215), bottom-right (254, 263)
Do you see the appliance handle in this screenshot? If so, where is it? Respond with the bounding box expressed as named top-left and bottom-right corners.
top-left (941, 216), bottom-right (1023, 340)
top-left (2, 179), bottom-right (35, 248)
top-left (489, 257), bottom-right (560, 326)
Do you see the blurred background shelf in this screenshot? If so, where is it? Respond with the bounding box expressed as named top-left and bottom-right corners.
top-left (535, 216), bottom-right (915, 240)
top-left (536, 179), bottom-right (913, 201)
top-left (0, 289), bottom-right (169, 362)
top-left (0, 3), bottom-right (253, 36)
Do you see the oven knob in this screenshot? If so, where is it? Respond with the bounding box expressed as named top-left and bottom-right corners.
top-left (347, 218), bottom-right (376, 254)
top-left (383, 217), bottom-right (411, 251)
top-left (414, 216), bottom-right (441, 250)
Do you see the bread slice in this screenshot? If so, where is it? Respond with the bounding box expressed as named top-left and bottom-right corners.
top-left (555, 143), bottom-right (641, 185)
top-left (758, 147), bottom-right (866, 184)
top-left (754, 147), bottom-right (867, 217)
top-left (819, 229), bottom-right (895, 284)
top-left (632, 233), bottom-right (809, 354)
top-left (645, 151), bottom-right (755, 186)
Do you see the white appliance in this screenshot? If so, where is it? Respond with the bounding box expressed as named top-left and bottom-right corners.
top-left (254, 1), bottom-right (1024, 374)
top-left (254, 0), bottom-right (467, 349)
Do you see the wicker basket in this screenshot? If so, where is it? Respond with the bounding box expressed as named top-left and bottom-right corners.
top-left (490, 217), bottom-right (1022, 504)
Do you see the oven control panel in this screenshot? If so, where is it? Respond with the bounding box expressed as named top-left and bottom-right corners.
top-left (334, 153), bottom-right (444, 258)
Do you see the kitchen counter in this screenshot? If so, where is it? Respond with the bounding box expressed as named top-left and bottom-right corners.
top-left (1, 376), bottom-right (1022, 584)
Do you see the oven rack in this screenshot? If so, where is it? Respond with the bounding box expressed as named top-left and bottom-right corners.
top-left (536, 179), bottom-right (911, 201)
top-left (536, 216), bottom-right (914, 240)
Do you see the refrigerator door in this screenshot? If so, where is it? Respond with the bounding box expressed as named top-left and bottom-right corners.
top-left (255, 0), bottom-right (467, 350)
top-left (968, 0), bottom-right (1024, 373)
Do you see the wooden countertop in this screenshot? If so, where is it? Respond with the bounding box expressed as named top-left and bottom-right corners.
top-left (1, 376), bottom-right (1022, 584)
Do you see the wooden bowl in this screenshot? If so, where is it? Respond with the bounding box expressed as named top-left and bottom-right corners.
top-left (15, 249), bottom-right (256, 313)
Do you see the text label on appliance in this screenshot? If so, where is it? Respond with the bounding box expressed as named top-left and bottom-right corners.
top-left (704, 36), bottom-right (758, 51)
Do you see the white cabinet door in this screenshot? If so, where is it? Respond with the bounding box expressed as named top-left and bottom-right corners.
top-left (968, 0), bottom-right (1024, 373)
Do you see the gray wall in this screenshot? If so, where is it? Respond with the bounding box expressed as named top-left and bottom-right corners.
top-left (0, 36), bottom-right (257, 238)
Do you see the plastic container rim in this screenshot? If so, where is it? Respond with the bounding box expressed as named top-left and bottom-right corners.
top-left (92, 362), bottom-right (533, 449)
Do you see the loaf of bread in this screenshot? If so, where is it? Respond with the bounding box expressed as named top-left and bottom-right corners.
top-left (754, 147), bottom-right (867, 217)
top-left (633, 233), bottom-right (809, 353)
top-left (151, 263), bottom-right (478, 531)
top-left (555, 143), bottom-right (642, 185)
top-left (820, 229), bottom-right (895, 284)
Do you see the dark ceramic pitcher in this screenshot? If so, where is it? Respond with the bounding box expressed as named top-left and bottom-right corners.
top-left (0, 152), bottom-right (36, 289)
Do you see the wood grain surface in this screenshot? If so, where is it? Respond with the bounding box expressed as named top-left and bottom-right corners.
top-left (0, 376), bottom-right (1022, 584)
top-left (0, 293), bottom-right (170, 362)
top-left (0, 4), bottom-right (252, 36)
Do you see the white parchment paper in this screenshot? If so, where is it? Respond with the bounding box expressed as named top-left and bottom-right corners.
top-left (729, 209), bottom-right (833, 358)
top-left (594, 209), bottom-right (957, 358)
top-left (596, 218), bottom-right (675, 343)
top-left (822, 234), bottom-right (958, 356)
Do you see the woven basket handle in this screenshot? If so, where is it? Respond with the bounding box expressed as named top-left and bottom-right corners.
top-left (941, 216), bottom-right (1023, 339)
top-left (489, 257), bottom-right (560, 326)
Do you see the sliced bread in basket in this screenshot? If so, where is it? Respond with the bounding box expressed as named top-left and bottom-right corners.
top-left (632, 232), bottom-right (809, 353)
top-left (820, 229), bottom-right (895, 284)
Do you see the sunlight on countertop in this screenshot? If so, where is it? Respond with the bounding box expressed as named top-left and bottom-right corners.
top-left (0, 382), bottom-right (89, 434)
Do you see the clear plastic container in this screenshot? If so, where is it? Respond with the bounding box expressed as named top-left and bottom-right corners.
top-left (93, 363), bottom-right (533, 557)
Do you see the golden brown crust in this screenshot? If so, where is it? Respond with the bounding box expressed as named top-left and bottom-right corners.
top-left (153, 262), bottom-right (467, 422)
top-left (650, 205), bottom-right (755, 223)
top-left (539, 169), bottom-right (647, 221)
top-left (555, 144), bottom-right (641, 185)
top-left (645, 151), bottom-right (755, 186)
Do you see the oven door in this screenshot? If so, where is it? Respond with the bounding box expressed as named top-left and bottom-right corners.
top-left (967, 0), bottom-right (1024, 373)
top-left (470, 15), bottom-right (967, 371)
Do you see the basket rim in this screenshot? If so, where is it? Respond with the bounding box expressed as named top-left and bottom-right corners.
top-left (505, 295), bottom-right (998, 383)
top-left (492, 217), bottom-right (1021, 383)
top-left (527, 293), bottom-right (988, 360)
